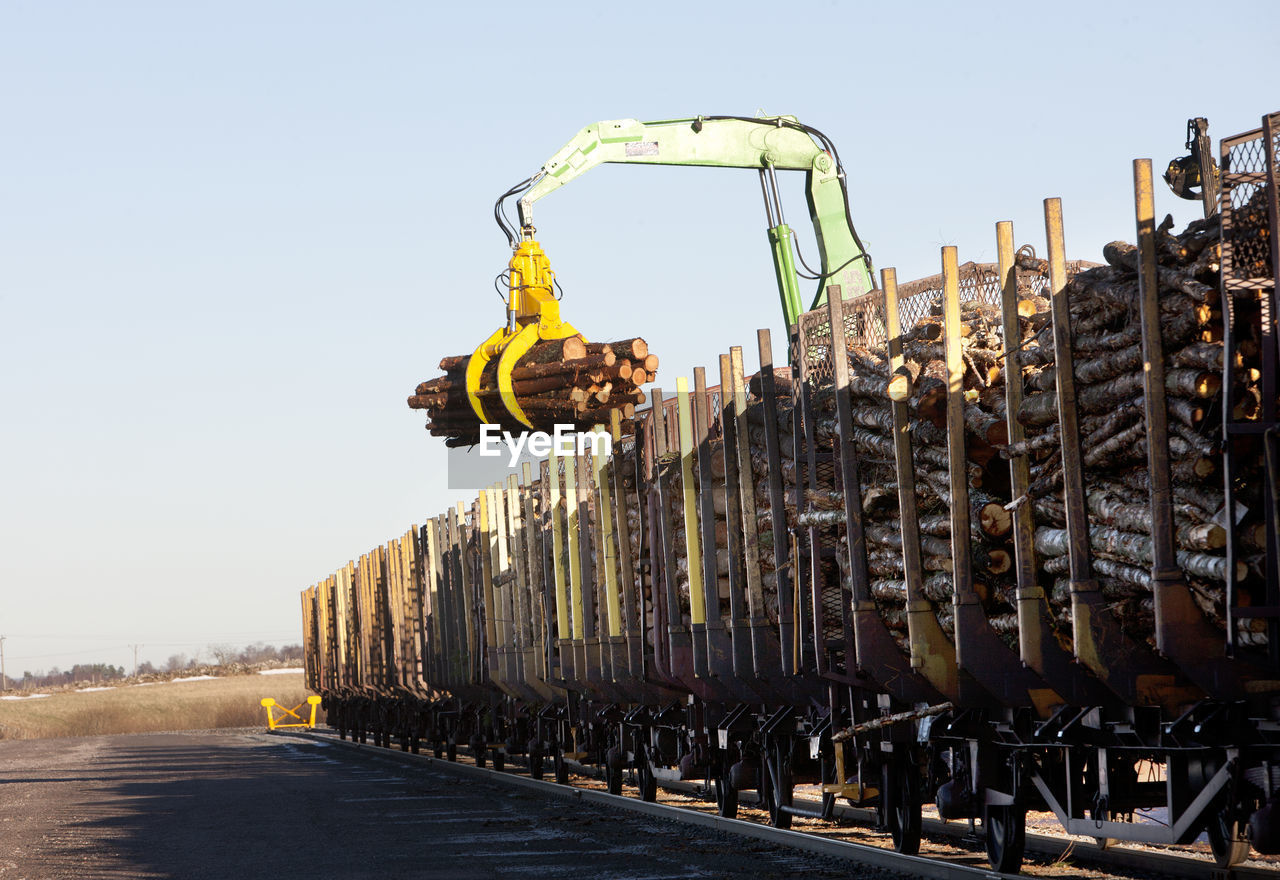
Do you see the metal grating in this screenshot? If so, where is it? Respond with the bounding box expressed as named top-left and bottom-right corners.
top-left (1221, 115), bottom-right (1280, 292)
top-left (1220, 112), bottom-right (1280, 658)
top-left (795, 258), bottom-right (1098, 381)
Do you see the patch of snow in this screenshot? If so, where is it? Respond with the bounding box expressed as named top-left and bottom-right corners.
top-left (258, 668), bottom-right (305, 675)
top-left (0, 693), bottom-right (52, 700)
top-left (131, 682), bottom-right (158, 687)
top-left (76, 686), bottom-right (117, 693)
top-left (170, 675), bottom-right (218, 682)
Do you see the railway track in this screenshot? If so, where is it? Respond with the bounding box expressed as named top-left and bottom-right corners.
top-left (289, 728), bottom-right (1280, 880)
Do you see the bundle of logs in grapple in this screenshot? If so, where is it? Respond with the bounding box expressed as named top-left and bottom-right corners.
top-left (408, 336), bottom-right (659, 447)
top-left (784, 214), bottom-right (1266, 651)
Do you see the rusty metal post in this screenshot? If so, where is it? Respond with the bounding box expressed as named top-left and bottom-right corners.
top-left (1135, 159), bottom-right (1192, 639)
top-left (1045, 200), bottom-right (1098, 617)
top-left (883, 267), bottom-right (958, 699)
top-left (996, 223), bottom-right (1039, 655)
top-left (757, 329), bottom-right (795, 677)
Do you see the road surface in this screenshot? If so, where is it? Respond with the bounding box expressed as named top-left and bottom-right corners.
top-left (0, 730), bottom-right (881, 879)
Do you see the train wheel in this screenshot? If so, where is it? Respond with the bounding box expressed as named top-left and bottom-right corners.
top-left (763, 742), bottom-right (793, 830)
top-left (882, 761), bottom-right (922, 855)
top-left (637, 747), bottom-right (658, 802)
top-left (554, 747), bottom-right (569, 785)
top-left (1207, 808), bottom-right (1250, 868)
top-left (714, 773), bottom-right (739, 819)
top-left (983, 804), bottom-right (1026, 874)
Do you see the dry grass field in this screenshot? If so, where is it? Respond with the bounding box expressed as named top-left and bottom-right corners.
top-left (0, 671), bottom-right (321, 739)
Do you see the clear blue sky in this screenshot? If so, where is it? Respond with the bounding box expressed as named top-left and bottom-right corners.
top-left (2, 0), bottom-right (1277, 676)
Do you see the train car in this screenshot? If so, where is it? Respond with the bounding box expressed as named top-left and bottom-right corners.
top-left (299, 111), bottom-right (1280, 873)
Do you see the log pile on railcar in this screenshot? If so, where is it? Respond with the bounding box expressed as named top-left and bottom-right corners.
top-left (791, 216), bottom-right (1261, 649)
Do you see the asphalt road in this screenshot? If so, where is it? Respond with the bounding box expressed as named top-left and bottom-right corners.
top-left (0, 730), bottom-right (876, 880)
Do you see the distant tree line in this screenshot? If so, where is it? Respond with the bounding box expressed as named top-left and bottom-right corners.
top-left (3, 642), bottom-right (303, 691)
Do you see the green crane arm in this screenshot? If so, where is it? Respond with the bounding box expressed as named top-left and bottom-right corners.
top-left (513, 116), bottom-right (874, 329)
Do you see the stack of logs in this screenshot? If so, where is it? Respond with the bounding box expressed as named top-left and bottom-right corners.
top-left (793, 214), bottom-right (1265, 649)
top-left (525, 215), bottom-right (1266, 655)
top-left (408, 336), bottom-right (658, 447)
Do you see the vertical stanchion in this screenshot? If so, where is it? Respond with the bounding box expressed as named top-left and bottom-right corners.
top-left (564, 447), bottom-right (583, 643)
top-left (651, 387), bottom-right (689, 682)
top-left (507, 475), bottom-right (531, 693)
top-left (794, 316), bottom-right (825, 673)
top-left (497, 484), bottom-right (514, 686)
top-left (1045, 199), bottom-right (1099, 643)
top-left (714, 356), bottom-right (750, 682)
top-left (583, 448), bottom-right (608, 685)
top-left (549, 448), bottom-right (570, 664)
top-left (941, 247), bottom-right (979, 630)
top-left (884, 267), bottom-right (958, 698)
top-left (521, 461), bottom-right (550, 692)
top-left (997, 224), bottom-right (1044, 670)
top-left (757, 329), bottom-right (794, 677)
top-left (1134, 160), bottom-right (1249, 696)
top-left (609, 411), bottom-right (641, 681)
top-left (730, 345), bottom-right (768, 674)
top-left (430, 518), bottom-right (448, 688)
top-left (825, 287), bottom-right (862, 673)
top-left (593, 442), bottom-right (622, 640)
top-left (479, 489), bottom-right (500, 684)
top-left (457, 501), bottom-right (479, 684)
top-left (570, 450), bottom-right (595, 684)
top-left (694, 366), bottom-right (736, 685)
top-left (676, 376), bottom-right (709, 681)
top-left (385, 538), bottom-right (404, 691)
top-left (1135, 158), bottom-right (1189, 649)
top-left (427, 521), bottom-right (442, 685)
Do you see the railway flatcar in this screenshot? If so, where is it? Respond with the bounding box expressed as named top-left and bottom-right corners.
top-left (301, 111), bottom-right (1280, 873)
